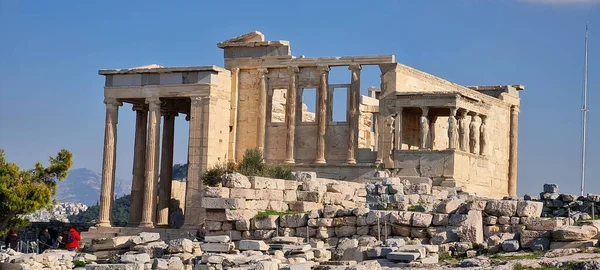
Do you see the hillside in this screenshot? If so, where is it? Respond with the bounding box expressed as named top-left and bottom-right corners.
top-left (55, 168), bottom-right (131, 206)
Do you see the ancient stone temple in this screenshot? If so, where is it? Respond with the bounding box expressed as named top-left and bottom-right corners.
top-left (96, 31), bottom-right (523, 228)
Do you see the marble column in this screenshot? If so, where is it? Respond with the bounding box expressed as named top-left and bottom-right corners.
top-left (458, 110), bottom-right (470, 152)
top-left (128, 105), bottom-right (147, 226)
top-left (285, 66), bottom-right (299, 164)
top-left (97, 98), bottom-right (122, 227)
top-left (257, 68), bottom-right (268, 152)
top-left (508, 106), bottom-right (520, 197)
top-left (448, 107), bottom-right (458, 149)
top-left (347, 64), bottom-right (361, 164)
top-left (469, 113), bottom-right (480, 154)
top-left (480, 115), bottom-right (488, 155)
top-left (139, 97), bottom-right (162, 228)
top-left (157, 111), bottom-right (177, 226)
top-left (419, 107), bottom-right (430, 149)
top-left (315, 65), bottom-right (330, 164)
top-left (394, 108), bottom-right (403, 150)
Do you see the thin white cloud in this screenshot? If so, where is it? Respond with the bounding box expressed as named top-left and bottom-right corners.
top-left (519, 0), bottom-right (599, 5)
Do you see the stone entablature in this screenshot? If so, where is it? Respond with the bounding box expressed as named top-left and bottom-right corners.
top-left (95, 30), bottom-right (523, 228)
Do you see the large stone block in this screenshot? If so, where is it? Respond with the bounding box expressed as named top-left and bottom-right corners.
top-left (436, 198), bottom-right (463, 214)
top-left (292, 171), bottom-right (317, 182)
top-left (390, 211), bottom-right (413, 226)
top-left (120, 253), bottom-right (151, 264)
top-left (411, 213), bottom-right (433, 228)
top-left (229, 188), bottom-right (257, 199)
top-left (552, 226), bottom-right (598, 241)
top-left (386, 252), bottom-right (420, 262)
top-left (223, 173), bottom-right (251, 188)
top-left (250, 176), bottom-right (286, 190)
top-left (516, 201), bottom-right (543, 217)
top-left (167, 238), bottom-right (193, 253)
top-left (85, 264), bottom-right (144, 270)
top-left (200, 242), bottom-right (234, 252)
top-left (289, 201), bottom-right (323, 212)
top-left (484, 200), bottom-right (517, 217)
top-left (255, 189), bottom-right (284, 201)
top-left (238, 240), bottom-right (269, 251)
top-left (254, 215), bottom-right (279, 229)
top-left (89, 236), bottom-right (132, 251)
top-left (335, 226), bottom-right (357, 237)
top-left (297, 191), bottom-right (322, 202)
top-left (280, 213), bottom-right (308, 228)
top-left (244, 199), bottom-right (269, 210)
top-left (201, 187), bottom-right (230, 198)
top-left (202, 197), bottom-right (245, 209)
top-left (268, 201), bottom-right (289, 212)
top-left (404, 183), bottom-right (431, 195)
top-left (522, 217), bottom-right (565, 231)
top-left (257, 261), bottom-right (279, 270)
top-left (204, 235), bottom-right (230, 243)
top-left (283, 190), bottom-right (298, 202)
top-left (328, 183), bottom-right (356, 195)
top-left (131, 232), bottom-right (160, 245)
top-left (225, 209), bottom-right (257, 221)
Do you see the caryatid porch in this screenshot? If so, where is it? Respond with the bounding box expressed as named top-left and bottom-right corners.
top-left (377, 91), bottom-right (519, 197)
top-left (96, 65), bottom-right (231, 228)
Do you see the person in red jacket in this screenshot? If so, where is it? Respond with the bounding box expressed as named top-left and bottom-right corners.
top-left (65, 227), bottom-right (81, 251)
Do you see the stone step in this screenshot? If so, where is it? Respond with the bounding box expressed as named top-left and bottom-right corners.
top-left (386, 252), bottom-right (421, 262)
top-left (398, 177), bottom-right (432, 185)
top-left (550, 240), bottom-right (598, 250)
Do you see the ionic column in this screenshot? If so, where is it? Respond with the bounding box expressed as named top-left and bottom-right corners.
top-left (347, 64), bottom-right (361, 164)
top-left (394, 108), bottom-right (403, 150)
top-left (285, 66), bottom-right (299, 164)
top-left (257, 68), bottom-right (269, 152)
top-left (480, 115), bottom-right (488, 155)
top-left (458, 110), bottom-right (470, 152)
top-left (315, 65), bottom-right (329, 164)
top-left (469, 113), bottom-right (480, 154)
top-left (508, 106), bottom-right (520, 197)
top-left (448, 107), bottom-right (458, 149)
top-left (97, 98), bottom-right (122, 227)
top-left (128, 105), bottom-right (147, 226)
top-left (157, 111), bottom-right (177, 226)
top-left (419, 107), bottom-right (430, 149)
top-left (139, 97), bottom-right (162, 228)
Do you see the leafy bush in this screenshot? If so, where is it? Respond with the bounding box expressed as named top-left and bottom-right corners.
top-left (237, 148), bottom-right (265, 177)
top-left (201, 162), bottom-right (236, 187)
top-left (264, 163), bottom-right (293, 180)
top-left (73, 261), bottom-right (86, 267)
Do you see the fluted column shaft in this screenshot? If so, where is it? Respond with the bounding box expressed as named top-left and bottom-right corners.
top-left (257, 68), bottom-right (268, 152)
top-left (128, 105), bottom-right (147, 226)
top-left (139, 97), bottom-right (162, 228)
top-left (315, 66), bottom-right (330, 164)
top-left (285, 66), bottom-right (299, 164)
top-left (97, 98), bottom-right (122, 227)
top-left (508, 106), bottom-right (520, 197)
top-left (347, 64), bottom-right (361, 164)
top-left (448, 108), bottom-right (458, 149)
top-left (157, 111), bottom-right (177, 226)
top-left (419, 107), bottom-right (430, 149)
top-left (394, 108), bottom-right (403, 150)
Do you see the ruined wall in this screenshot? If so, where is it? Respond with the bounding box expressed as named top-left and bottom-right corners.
top-left (236, 70), bottom-right (260, 162)
top-left (453, 104), bottom-right (511, 198)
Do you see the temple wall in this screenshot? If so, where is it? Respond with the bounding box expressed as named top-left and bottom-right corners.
top-left (235, 69), bottom-right (261, 162)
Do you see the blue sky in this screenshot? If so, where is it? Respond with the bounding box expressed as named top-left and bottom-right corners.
top-left (0, 0), bottom-right (599, 196)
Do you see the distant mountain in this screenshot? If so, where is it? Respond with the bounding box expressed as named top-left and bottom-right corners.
top-left (55, 168), bottom-right (131, 206)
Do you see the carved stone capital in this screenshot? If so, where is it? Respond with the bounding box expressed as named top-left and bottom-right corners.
top-left (288, 66), bottom-right (300, 74)
top-left (104, 98), bottom-right (123, 109)
top-left (511, 105), bottom-right (520, 114)
top-left (449, 107), bottom-right (458, 116)
top-left (420, 106), bottom-right (429, 116)
top-left (348, 64), bottom-right (362, 72)
top-left (145, 97), bottom-right (162, 106)
top-left (132, 104), bottom-right (148, 112)
top-left (190, 96), bottom-right (208, 106)
top-left (231, 68), bottom-right (240, 75)
top-left (480, 114), bottom-right (488, 123)
top-left (257, 68), bottom-right (269, 75)
top-left (317, 65), bottom-right (330, 74)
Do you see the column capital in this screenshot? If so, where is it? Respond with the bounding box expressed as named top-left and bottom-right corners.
top-left (511, 105), bottom-right (520, 114)
top-left (145, 97), bottom-right (162, 106)
top-left (185, 115), bottom-right (190, 121)
top-left (231, 67), bottom-right (240, 74)
top-left (190, 96), bottom-right (208, 106)
top-left (449, 107), bottom-right (458, 115)
top-left (460, 109), bottom-right (470, 116)
top-left (161, 110), bottom-right (179, 117)
top-left (348, 64), bottom-right (362, 71)
top-left (104, 98), bottom-right (123, 108)
top-left (132, 104), bottom-right (148, 112)
top-left (317, 65), bottom-right (330, 74)
top-left (480, 114), bottom-right (488, 122)
top-left (258, 67), bottom-right (269, 75)
top-left (288, 66), bottom-right (300, 74)
top-left (420, 106), bottom-right (429, 116)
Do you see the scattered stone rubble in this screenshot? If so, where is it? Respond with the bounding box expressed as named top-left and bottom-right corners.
top-left (22, 202), bottom-right (88, 222)
top-left (9, 174), bottom-right (600, 269)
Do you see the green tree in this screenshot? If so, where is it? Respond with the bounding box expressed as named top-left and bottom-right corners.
top-left (172, 163), bottom-right (188, 180)
top-left (68, 194), bottom-right (131, 226)
top-left (0, 149), bottom-right (73, 234)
